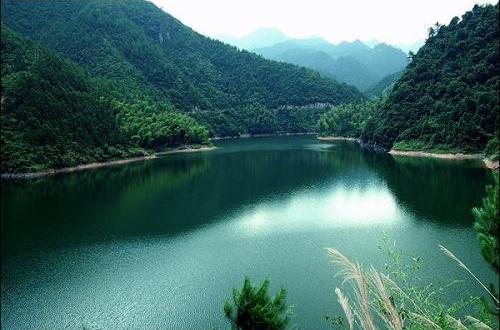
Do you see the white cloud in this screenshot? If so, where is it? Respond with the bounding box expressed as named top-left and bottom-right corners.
top-left (150, 0), bottom-right (497, 44)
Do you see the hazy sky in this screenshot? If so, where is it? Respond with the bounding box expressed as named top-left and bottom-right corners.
top-left (150, 0), bottom-right (497, 44)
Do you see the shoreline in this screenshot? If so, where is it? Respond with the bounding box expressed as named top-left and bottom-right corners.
top-left (483, 158), bottom-right (500, 170)
top-left (317, 136), bottom-right (359, 141)
top-left (1, 145), bottom-right (215, 180)
top-left (210, 132), bottom-right (317, 140)
top-left (389, 149), bottom-right (498, 170)
top-left (388, 149), bottom-right (483, 160)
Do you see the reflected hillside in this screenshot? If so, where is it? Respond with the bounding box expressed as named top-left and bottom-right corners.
top-left (1, 139), bottom-right (377, 256)
top-left (2, 137), bottom-right (493, 257)
top-left (364, 152), bottom-right (492, 227)
top-left (1, 155), bottom-right (210, 256)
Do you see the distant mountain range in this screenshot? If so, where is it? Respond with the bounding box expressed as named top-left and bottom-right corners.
top-left (252, 38), bottom-right (409, 91)
top-left (216, 29), bottom-right (414, 91)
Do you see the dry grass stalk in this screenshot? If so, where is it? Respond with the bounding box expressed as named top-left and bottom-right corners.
top-left (335, 287), bottom-right (354, 330)
top-left (328, 245), bottom-right (497, 330)
top-left (408, 312), bottom-right (443, 329)
top-left (439, 245), bottom-right (499, 305)
top-left (464, 316), bottom-right (493, 330)
top-left (368, 267), bottom-right (404, 330)
top-left (326, 248), bottom-right (375, 330)
top-left (446, 315), bottom-right (468, 330)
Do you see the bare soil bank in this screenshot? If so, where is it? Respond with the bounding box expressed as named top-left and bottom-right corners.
top-left (389, 149), bottom-right (499, 170)
top-left (1, 146), bottom-right (215, 179)
top-left (389, 149), bottom-right (483, 159)
top-left (317, 136), bottom-right (359, 141)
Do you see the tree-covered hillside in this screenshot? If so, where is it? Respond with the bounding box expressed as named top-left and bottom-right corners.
top-left (0, 26), bottom-right (208, 173)
top-left (362, 4), bottom-right (498, 153)
top-left (0, 0), bottom-right (363, 112)
top-left (1, 25), bottom-right (123, 172)
top-left (364, 71), bottom-right (403, 98)
top-left (0, 0), bottom-right (368, 172)
top-left (318, 100), bottom-right (379, 138)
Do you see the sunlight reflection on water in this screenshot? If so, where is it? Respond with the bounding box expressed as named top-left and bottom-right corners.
top-left (235, 182), bottom-right (400, 234)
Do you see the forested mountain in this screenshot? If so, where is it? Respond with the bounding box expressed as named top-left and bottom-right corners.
top-left (0, 0), bottom-right (362, 112)
top-left (361, 4), bottom-right (498, 153)
top-left (253, 38), bottom-right (409, 91)
top-left (0, 25), bottom-right (208, 173)
top-left (0, 0), bottom-right (366, 173)
top-left (1, 25), bottom-right (122, 172)
top-left (364, 71), bottom-right (403, 98)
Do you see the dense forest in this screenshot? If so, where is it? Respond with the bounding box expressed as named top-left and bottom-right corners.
top-left (319, 4), bottom-right (498, 156)
top-left (364, 70), bottom-right (403, 98)
top-left (1, 25), bottom-right (124, 172)
top-left (0, 26), bottom-right (208, 173)
top-left (0, 0), bottom-right (363, 110)
top-left (361, 4), bottom-right (499, 154)
top-left (2, 0), bottom-right (497, 173)
top-left (0, 0), bottom-right (366, 173)
top-left (318, 100), bottom-right (379, 138)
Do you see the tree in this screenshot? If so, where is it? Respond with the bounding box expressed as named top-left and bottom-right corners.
top-left (224, 277), bottom-right (290, 330)
top-left (472, 174), bottom-right (499, 273)
top-left (361, 4), bottom-right (498, 153)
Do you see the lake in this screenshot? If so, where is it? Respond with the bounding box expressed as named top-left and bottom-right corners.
top-left (1, 136), bottom-right (497, 329)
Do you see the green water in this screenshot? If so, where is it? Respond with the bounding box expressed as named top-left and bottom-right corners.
top-left (1, 136), bottom-right (497, 329)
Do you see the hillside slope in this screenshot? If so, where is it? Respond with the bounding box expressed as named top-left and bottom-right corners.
top-left (1, 0), bottom-right (363, 112)
top-left (0, 25), bottom-right (209, 173)
top-left (1, 25), bottom-right (123, 172)
top-left (364, 71), bottom-right (403, 98)
top-left (362, 4), bottom-right (498, 153)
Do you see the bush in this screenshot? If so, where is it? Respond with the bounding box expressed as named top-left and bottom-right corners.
top-left (224, 277), bottom-right (290, 330)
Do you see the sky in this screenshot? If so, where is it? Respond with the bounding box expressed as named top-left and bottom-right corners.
top-left (150, 0), bottom-right (497, 45)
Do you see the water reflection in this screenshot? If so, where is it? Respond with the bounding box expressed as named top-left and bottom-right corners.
top-left (1, 137), bottom-right (492, 257)
top-left (234, 183), bottom-right (400, 234)
top-left (364, 151), bottom-right (492, 227)
top-left (1, 136), bottom-right (496, 330)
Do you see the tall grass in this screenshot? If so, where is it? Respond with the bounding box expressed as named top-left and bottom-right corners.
top-left (327, 243), bottom-right (498, 329)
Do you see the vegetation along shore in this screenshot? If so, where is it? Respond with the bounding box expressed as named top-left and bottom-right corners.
top-left (0, 145), bottom-right (215, 180)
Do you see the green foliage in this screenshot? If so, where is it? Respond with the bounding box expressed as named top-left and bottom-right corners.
top-left (364, 70), bottom-right (403, 98)
top-left (0, 25), bottom-right (209, 173)
top-left (472, 175), bottom-right (499, 273)
top-left (484, 136), bottom-right (499, 160)
top-left (114, 100), bottom-right (209, 149)
top-left (362, 4), bottom-right (499, 153)
top-left (329, 235), bottom-right (499, 329)
top-left (1, 0), bottom-right (364, 112)
top-left (318, 100), bottom-right (378, 138)
top-left (0, 0), bottom-right (367, 172)
top-left (1, 25), bottom-right (127, 173)
top-left (192, 105), bottom-right (330, 137)
top-left (224, 277), bottom-right (290, 330)
top-left (276, 106), bottom-right (330, 134)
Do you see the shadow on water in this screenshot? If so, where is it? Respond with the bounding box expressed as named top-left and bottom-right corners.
top-left (361, 150), bottom-right (493, 227)
top-left (1, 140), bottom-right (369, 256)
top-left (1, 137), bottom-right (493, 257)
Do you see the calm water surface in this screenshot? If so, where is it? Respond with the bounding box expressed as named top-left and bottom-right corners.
top-left (1, 136), bottom-right (497, 329)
